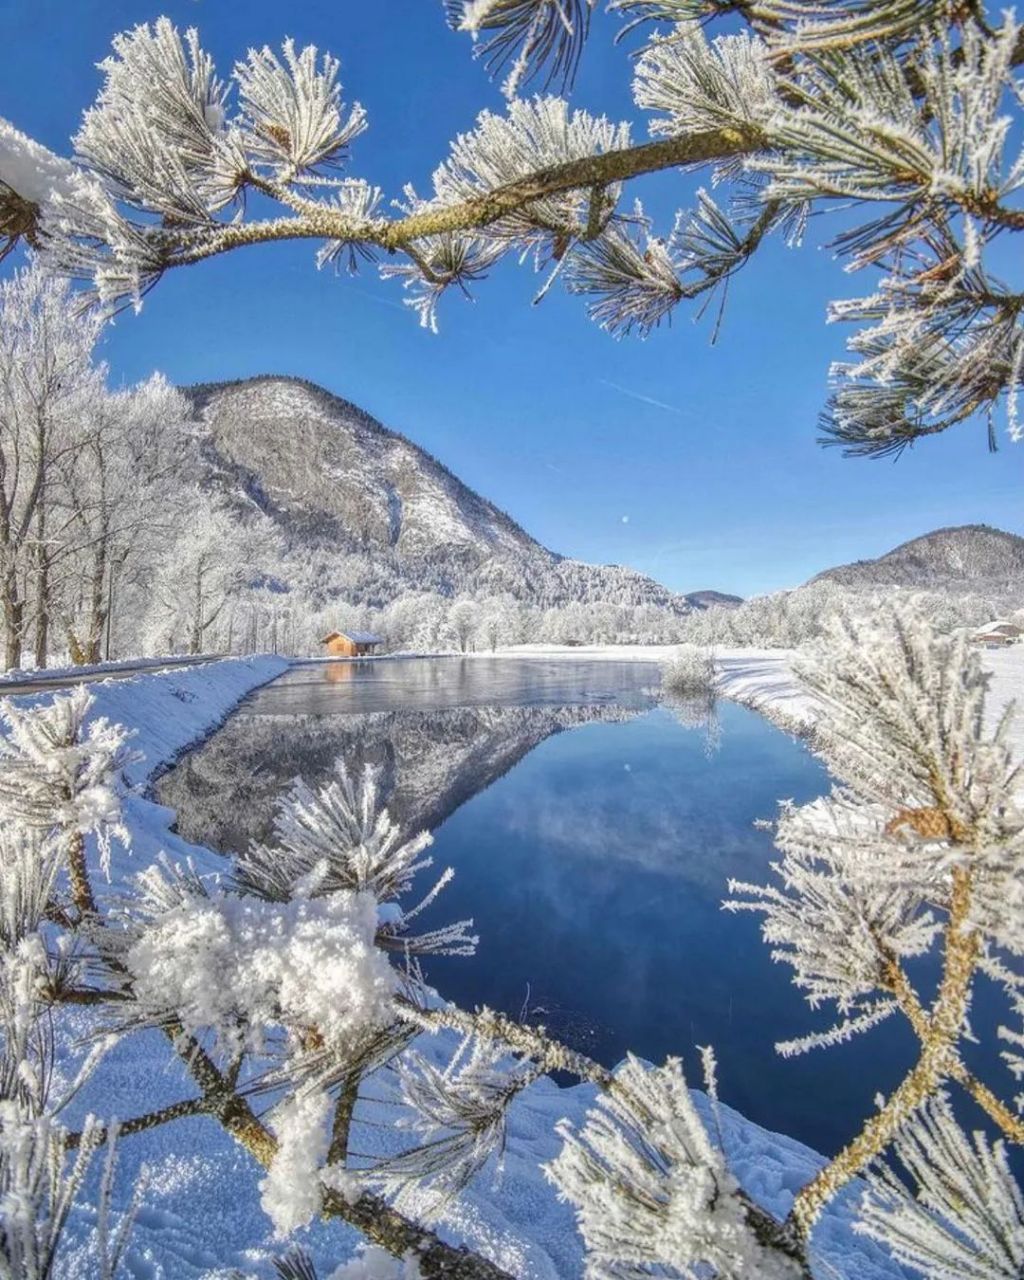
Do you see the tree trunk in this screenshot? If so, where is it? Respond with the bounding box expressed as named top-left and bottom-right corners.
top-left (83, 542), bottom-right (109, 665)
top-left (2, 570), bottom-right (23, 671)
top-left (63, 620), bottom-right (88, 667)
top-left (189, 563), bottom-right (204, 655)
top-left (33, 504), bottom-right (49, 669)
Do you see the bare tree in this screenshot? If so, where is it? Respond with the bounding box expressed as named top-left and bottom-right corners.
top-left (0, 265), bottom-right (104, 669)
top-left (48, 375), bottom-right (194, 664)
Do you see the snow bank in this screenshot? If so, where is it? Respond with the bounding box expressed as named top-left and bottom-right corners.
top-left (715, 649), bottom-right (816, 733)
top-left (7, 654), bottom-right (289, 787)
top-left (716, 645), bottom-right (1024, 766)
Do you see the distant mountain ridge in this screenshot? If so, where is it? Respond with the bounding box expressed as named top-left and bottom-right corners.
top-left (809, 524), bottom-right (1024, 595)
top-left (183, 376), bottom-right (730, 612)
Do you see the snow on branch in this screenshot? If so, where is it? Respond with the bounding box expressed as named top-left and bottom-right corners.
top-left (0, 688), bottom-right (134, 877)
top-left (546, 1053), bottom-right (803, 1278)
top-left (113, 858), bottom-right (396, 1060)
top-left (857, 1093), bottom-right (1024, 1280)
top-left (0, 118), bottom-right (76, 261)
top-left (447, 1), bottom-right (598, 98)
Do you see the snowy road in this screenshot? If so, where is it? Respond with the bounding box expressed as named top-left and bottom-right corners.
top-left (0, 653), bottom-right (228, 695)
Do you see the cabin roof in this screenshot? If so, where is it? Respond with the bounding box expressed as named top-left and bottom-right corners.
top-left (973, 620), bottom-right (1022, 636)
top-left (320, 630), bottom-right (383, 645)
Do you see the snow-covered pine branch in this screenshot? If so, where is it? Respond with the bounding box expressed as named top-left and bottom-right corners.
top-left (111, 857), bottom-right (397, 1061)
top-left (0, 691), bottom-right (146, 1280)
top-left (447, 1), bottom-right (598, 98)
top-left (546, 1053), bottom-right (804, 1278)
top-left (857, 1093), bottom-right (1024, 1280)
top-left (725, 602), bottom-right (1024, 1239)
top-left (236, 761), bottom-right (477, 958)
top-left (6, 4), bottom-right (1019, 451)
top-left (0, 119), bottom-right (76, 263)
top-left (0, 687), bottom-right (134, 886)
top-left (367, 1034), bottom-right (537, 1216)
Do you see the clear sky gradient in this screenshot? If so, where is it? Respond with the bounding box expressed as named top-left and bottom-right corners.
top-left (3, 0), bottom-right (1021, 596)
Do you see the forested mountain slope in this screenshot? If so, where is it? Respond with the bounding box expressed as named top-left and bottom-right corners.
top-left (185, 376), bottom-right (710, 612)
top-left (809, 525), bottom-right (1024, 595)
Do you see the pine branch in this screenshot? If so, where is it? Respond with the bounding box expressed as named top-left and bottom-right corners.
top-left (162, 1020), bottom-right (516, 1278)
top-left (113, 127), bottom-right (766, 269)
top-left (402, 999), bottom-right (811, 1271)
top-left (876, 926), bottom-right (1024, 1145)
top-left (789, 861), bottom-right (982, 1236)
top-left (64, 1096), bottom-right (214, 1149)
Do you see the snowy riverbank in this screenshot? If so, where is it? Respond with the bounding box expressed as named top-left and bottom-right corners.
top-left (13, 653), bottom-right (921, 1278)
top-left (715, 645), bottom-right (1023, 766)
top-left (489, 641), bottom-right (1023, 763)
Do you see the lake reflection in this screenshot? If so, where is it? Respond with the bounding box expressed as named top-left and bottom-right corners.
top-left (157, 657), bottom-right (924, 1157)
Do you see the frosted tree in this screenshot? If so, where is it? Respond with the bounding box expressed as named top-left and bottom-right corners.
top-left (0, 265), bottom-right (201, 670)
top-left (0, 264), bottom-right (105, 669)
top-left (47, 374), bottom-right (195, 665)
top-left (662, 643), bottom-right (716, 696)
top-left (447, 598), bottom-right (482, 653)
top-left (3, 5), bottom-right (1023, 454)
top-left (142, 497), bottom-right (279, 655)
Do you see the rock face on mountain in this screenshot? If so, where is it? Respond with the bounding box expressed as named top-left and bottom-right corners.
top-left (809, 525), bottom-right (1024, 595)
top-left (184, 376), bottom-right (699, 610)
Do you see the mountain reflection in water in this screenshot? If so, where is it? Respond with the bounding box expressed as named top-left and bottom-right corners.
top-left (158, 657), bottom-right (663, 852)
top-left (156, 656), bottom-right (926, 1158)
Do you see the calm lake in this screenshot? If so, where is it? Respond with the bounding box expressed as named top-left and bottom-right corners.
top-left (159, 656), bottom-right (928, 1158)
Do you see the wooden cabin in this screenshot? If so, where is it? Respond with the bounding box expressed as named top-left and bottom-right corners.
top-left (320, 630), bottom-right (383, 658)
top-left (971, 620), bottom-right (1023, 649)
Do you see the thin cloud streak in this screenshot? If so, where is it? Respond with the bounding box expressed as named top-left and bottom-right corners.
top-left (598, 379), bottom-right (684, 416)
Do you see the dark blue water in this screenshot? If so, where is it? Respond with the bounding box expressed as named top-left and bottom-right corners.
top-left (415, 699), bottom-right (923, 1157)
top-left (161, 656), bottom-right (984, 1159)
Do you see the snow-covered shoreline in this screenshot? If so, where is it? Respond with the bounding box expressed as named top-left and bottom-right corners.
top-left (485, 641), bottom-right (1023, 763)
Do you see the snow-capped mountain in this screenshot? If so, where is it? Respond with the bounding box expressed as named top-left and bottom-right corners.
top-left (809, 524), bottom-right (1024, 595)
top-left (184, 376), bottom-right (711, 611)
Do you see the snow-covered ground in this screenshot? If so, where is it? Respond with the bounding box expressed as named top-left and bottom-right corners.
top-left (10, 649), bottom-right (973, 1278)
top-left (716, 645), bottom-right (1023, 762)
top-left (491, 641), bottom-right (1023, 762)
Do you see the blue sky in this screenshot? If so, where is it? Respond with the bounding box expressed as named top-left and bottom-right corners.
top-left (3, 0), bottom-right (1021, 596)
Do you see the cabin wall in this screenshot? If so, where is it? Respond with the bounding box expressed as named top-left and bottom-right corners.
top-left (325, 635), bottom-right (358, 657)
